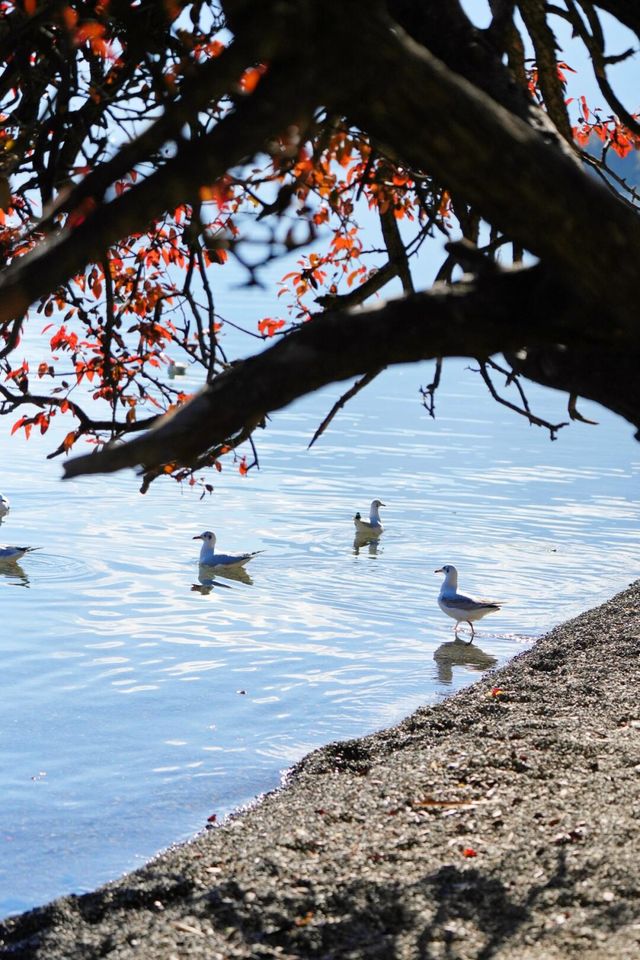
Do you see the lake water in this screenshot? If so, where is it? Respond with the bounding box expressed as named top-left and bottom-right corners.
top-left (0, 352), bottom-right (638, 918)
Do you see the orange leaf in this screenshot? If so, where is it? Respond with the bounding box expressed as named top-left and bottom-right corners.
top-left (75, 22), bottom-right (106, 45)
top-left (240, 65), bottom-right (266, 94)
top-left (580, 95), bottom-right (589, 122)
top-left (258, 317), bottom-right (285, 338)
top-left (207, 247), bottom-right (228, 265)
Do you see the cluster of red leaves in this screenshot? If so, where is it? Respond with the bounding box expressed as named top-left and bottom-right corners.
top-left (527, 61), bottom-right (640, 160)
top-left (571, 95), bottom-right (640, 158)
top-left (527, 60), bottom-right (577, 100)
top-left (257, 318), bottom-right (286, 338)
top-left (267, 126), bottom-right (449, 321)
top-left (4, 205), bottom-right (208, 446)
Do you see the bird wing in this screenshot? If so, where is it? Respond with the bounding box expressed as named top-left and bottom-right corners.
top-left (442, 594), bottom-right (499, 611)
top-left (205, 550), bottom-right (263, 567)
top-left (0, 546), bottom-right (27, 559)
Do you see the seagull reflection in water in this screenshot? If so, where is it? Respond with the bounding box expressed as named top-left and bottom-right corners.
top-left (353, 533), bottom-right (381, 557)
top-left (0, 561), bottom-right (30, 588)
top-left (192, 562), bottom-right (254, 594)
top-left (433, 637), bottom-right (498, 685)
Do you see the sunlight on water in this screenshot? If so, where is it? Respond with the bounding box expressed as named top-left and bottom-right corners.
top-left (0, 358), bottom-right (637, 916)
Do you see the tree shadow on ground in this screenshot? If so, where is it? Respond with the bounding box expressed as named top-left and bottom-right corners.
top-left (202, 847), bottom-right (573, 958)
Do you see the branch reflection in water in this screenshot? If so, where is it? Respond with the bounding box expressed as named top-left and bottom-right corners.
top-left (433, 638), bottom-right (498, 685)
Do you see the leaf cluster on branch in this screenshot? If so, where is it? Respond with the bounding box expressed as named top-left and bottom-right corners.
top-left (0, 0), bottom-right (638, 488)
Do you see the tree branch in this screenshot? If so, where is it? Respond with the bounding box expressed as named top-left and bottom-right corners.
top-left (0, 60), bottom-right (318, 327)
top-left (334, 7), bottom-right (640, 330)
top-left (63, 263), bottom-right (611, 479)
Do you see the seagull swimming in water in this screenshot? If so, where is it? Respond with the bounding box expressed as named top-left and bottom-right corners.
top-left (354, 499), bottom-right (385, 535)
top-left (0, 544), bottom-right (38, 562)
top-left (167, 358), bottom-right (188, 377)
top-left (193, 531), bottom-right (262, 568)
top-left (435, 564), bottom-right (501, 640)
top-left (0, 495), bottom-right (9, 518)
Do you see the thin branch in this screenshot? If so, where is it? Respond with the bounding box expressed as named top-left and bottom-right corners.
top-left (568, 392), bottom-right (599, 424)
top-left (420, 358), bottom-right (443, 419)
top-left (475, 358), bottom-right (569, 439)
top-left (308, 370), bottom-right (383, 449)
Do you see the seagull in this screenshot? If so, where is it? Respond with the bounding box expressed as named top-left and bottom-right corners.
top-left (435, 564), bottom-right (501, 641)
top-left (160, 352), bottom-right (189, 377)
top-left (193, 531), bottom-right (262, 568)
top-left (167, 358), bottom-right (188, 378)
top-left (0, 544), bottom-right (38, 562)
top-left (354, 499), bottom-right (385, 535)
top-left (0, 494), bottom-right (9, 517)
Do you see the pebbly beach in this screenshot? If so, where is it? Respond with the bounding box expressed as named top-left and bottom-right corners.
top-left (1, 580), bottom-right (639, 959)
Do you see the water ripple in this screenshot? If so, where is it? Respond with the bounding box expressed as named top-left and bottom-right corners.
top-left (0, 359), bottom-right (637, 917)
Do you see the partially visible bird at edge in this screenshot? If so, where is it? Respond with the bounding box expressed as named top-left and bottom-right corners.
top-left (0, 544), bottom-right (39, 562)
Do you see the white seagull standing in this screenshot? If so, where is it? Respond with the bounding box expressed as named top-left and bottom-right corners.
top-left (435, 564), bottom-right (501, 640)
top-left (354, 499), bottom-right (385, 535)
top-left (0, 494), bottom-right (9, 518)
top-left (193, 531), bottom-right (262, 568)
top-left (0, 544), bottom-right (38, 562)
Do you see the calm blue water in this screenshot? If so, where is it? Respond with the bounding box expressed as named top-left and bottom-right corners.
top-left (0, 354), bottom-right (638, 918)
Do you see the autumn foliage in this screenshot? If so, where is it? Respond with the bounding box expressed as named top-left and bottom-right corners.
top-left (0, 1), bottom-right (638, 487)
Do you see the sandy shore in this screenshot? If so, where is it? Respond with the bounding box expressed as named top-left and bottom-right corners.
top-left (2, 581), bottom-right (640, 959)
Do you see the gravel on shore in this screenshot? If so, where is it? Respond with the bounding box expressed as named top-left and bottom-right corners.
top-left (2, 581), bottom-right (640, 959)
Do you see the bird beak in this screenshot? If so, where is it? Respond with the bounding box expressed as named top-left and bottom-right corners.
top-left (434, 567), bottom-right (443, 573)
top-left (193, 535), bottom-right (203, 540)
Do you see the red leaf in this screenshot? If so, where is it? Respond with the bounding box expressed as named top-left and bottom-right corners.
top-left (62, 431), bottom-right (77, 452)
top-left (258, 317), bottom-right (286, 338)
top-left (580, 95), bottom-right (589, 122)
top-left (240, 65), bottom-right (266, 94)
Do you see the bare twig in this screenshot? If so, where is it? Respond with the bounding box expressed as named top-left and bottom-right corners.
top-left (475, 358), bottom-right (569, 439)
top-left (308, 370), bottom-right (383, 449)
top-left (568, 392), bottom-right (599, 424)
top-left (420, 358), bottom-right (443, 419)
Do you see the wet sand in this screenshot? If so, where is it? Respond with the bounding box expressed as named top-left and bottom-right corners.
top-left (1, 581), bottom-right (639, 959)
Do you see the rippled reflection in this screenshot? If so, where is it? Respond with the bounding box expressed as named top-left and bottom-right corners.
top-left (201, 562), bottom-right (254, 585)
top-left (191, 561), bottom-right (255, 594)
top-left (0, 560), bottom-right (29, 588)
top-left (433, 638), bottom-right (498, 684)
top-left (353, 533), bottom-right (381, 556)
